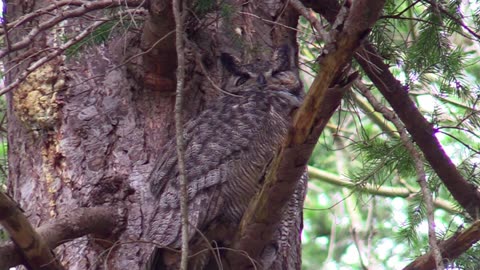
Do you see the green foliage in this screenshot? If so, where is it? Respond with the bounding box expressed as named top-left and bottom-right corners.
top-left (395, 194), bottom-right (427, 249)
top-left (453, 243), bottom-right (480, 269)
top-left (65, 21), bottom-right (114, 57)
top-left (350, 137), bottom-right (416, 183)
top-left (194, 0), bottom-right (217, 14)
top-left (300, 1), bottom-right (480, 269)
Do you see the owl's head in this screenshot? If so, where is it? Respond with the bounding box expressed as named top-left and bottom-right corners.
top-left (220, 45), bottom-right (302, 96)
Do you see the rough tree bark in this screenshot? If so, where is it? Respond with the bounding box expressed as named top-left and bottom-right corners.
top-left (3, 0), bottom-right (306, 269)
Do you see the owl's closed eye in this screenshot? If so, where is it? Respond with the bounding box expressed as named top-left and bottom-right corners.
top-left (220, 45), bottom-right (302, 94)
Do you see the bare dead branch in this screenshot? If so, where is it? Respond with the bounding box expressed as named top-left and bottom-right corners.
top-left (0, 9), bottom-right (146, 95)
top-left (0, 205), bottom-right (121, 269)
top-left (2, 0), bottom-right (84, 34)
top-left (0, 191), bottom-right (64, 270)
top-left (289, 0), bottom-right (329, 42)
top-left (228, 1), bottom-right (385, 268)
top-left (0, 0), bottom-right (145, 59)
top-left (172, 0), bottom-right (189, 269)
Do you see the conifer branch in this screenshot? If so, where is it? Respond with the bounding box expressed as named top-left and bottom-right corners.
top-left (308, 166), bottom-right (458, 214)
top-left (356, 43), bottom-right (480, 219)
top-left (356, 81), bottom-right (444, 269)
top-left (303, 0), bottom-right (480, 221)
top-left (403, 220), bottom-right (480, 270)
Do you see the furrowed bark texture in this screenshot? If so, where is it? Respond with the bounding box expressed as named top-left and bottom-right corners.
top-left (5, 0), bottom-right (306, 269)
top-left (5, 1), bottom-right (175, 268)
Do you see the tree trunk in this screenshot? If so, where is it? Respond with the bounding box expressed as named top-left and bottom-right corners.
top-left (5, 0), bottom-right (305, 269)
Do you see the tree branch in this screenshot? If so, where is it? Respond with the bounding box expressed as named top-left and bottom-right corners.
top-left (228, 1), bottom-right (385, 268)
top-left (403, 220), bottom-right (480, 270)
top-left (1, 9), bottom-right (146, 95)
top-left (356, 81), bottom-right (444, 269)
top-left (308, 166), bottom-right (458, 214)
top-left (2, 0), bottom-right (84, 34)
top-left (303, 0), bottom-right (480, 221)
top-left (0, 205), bottom-right (122, 269)
top-left (0, 191), bottom-right (63, 269)
top-left (172, 0), bottom-right (189, 269)
top-left (422, 0), bottom-right (480, 41)
top-left (0, 0), bottom-right (145, 59)
top-left (356, 43), bottom-right (480, 219)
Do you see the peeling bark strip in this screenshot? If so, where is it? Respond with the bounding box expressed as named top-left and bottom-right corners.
top-left (228, 0), bottom-right (386, 268)
top-left (0, 192), bottom-right (64, 270)
top-left (0, 206), bottom-right (121, 269)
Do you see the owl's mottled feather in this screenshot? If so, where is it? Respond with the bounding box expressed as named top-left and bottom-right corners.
top-left (146, 46), bottom-right (304, 269)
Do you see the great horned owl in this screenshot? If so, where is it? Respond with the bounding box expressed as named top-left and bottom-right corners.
top-left (146, 45), bottom-right (304, 269)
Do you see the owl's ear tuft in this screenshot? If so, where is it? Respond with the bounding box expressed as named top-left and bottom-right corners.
top-left (272, 44), bottom-right (291, 72)
top-left (220, 53), bottom-right (242, 75)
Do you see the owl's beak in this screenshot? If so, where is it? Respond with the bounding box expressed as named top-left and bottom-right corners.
top-left (257, 74), bottom-right (266, 86)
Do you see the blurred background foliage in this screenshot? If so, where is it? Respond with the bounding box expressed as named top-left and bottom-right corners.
top-left (299, 0), bottom-right (480, 269)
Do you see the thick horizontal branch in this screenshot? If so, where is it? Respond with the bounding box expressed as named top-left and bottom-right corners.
top-left (0, 191), bottom-right (64, 270)
top-left (308, 166), bottom-right (458, 214)
top-left (228, 1), bottom-right (385, 268)
top-left (403, 220), bottom-right (480, 270)
top-left (0, 204), bottom-right (121, 269)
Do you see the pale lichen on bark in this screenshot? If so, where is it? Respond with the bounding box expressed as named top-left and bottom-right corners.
top-left (13, 60), bottom-right (65, 133)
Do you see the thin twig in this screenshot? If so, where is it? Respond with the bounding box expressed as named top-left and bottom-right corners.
top-left (172, 0), bottom-right (189, 269)
top-left (1, 0), bottom-right (84, 33)
top-left (0, 0), bottom-right (145, 59)
top-left (423, 0), bottom-right (480, 40)
top-left (0, 9), bottom-right (145, 95)
top-left (356, 81), bottom-right (444, 270)
top-left (289, 0), bottom-right (330, 42)
top-left (188, 42), bottom-right (241, 97)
